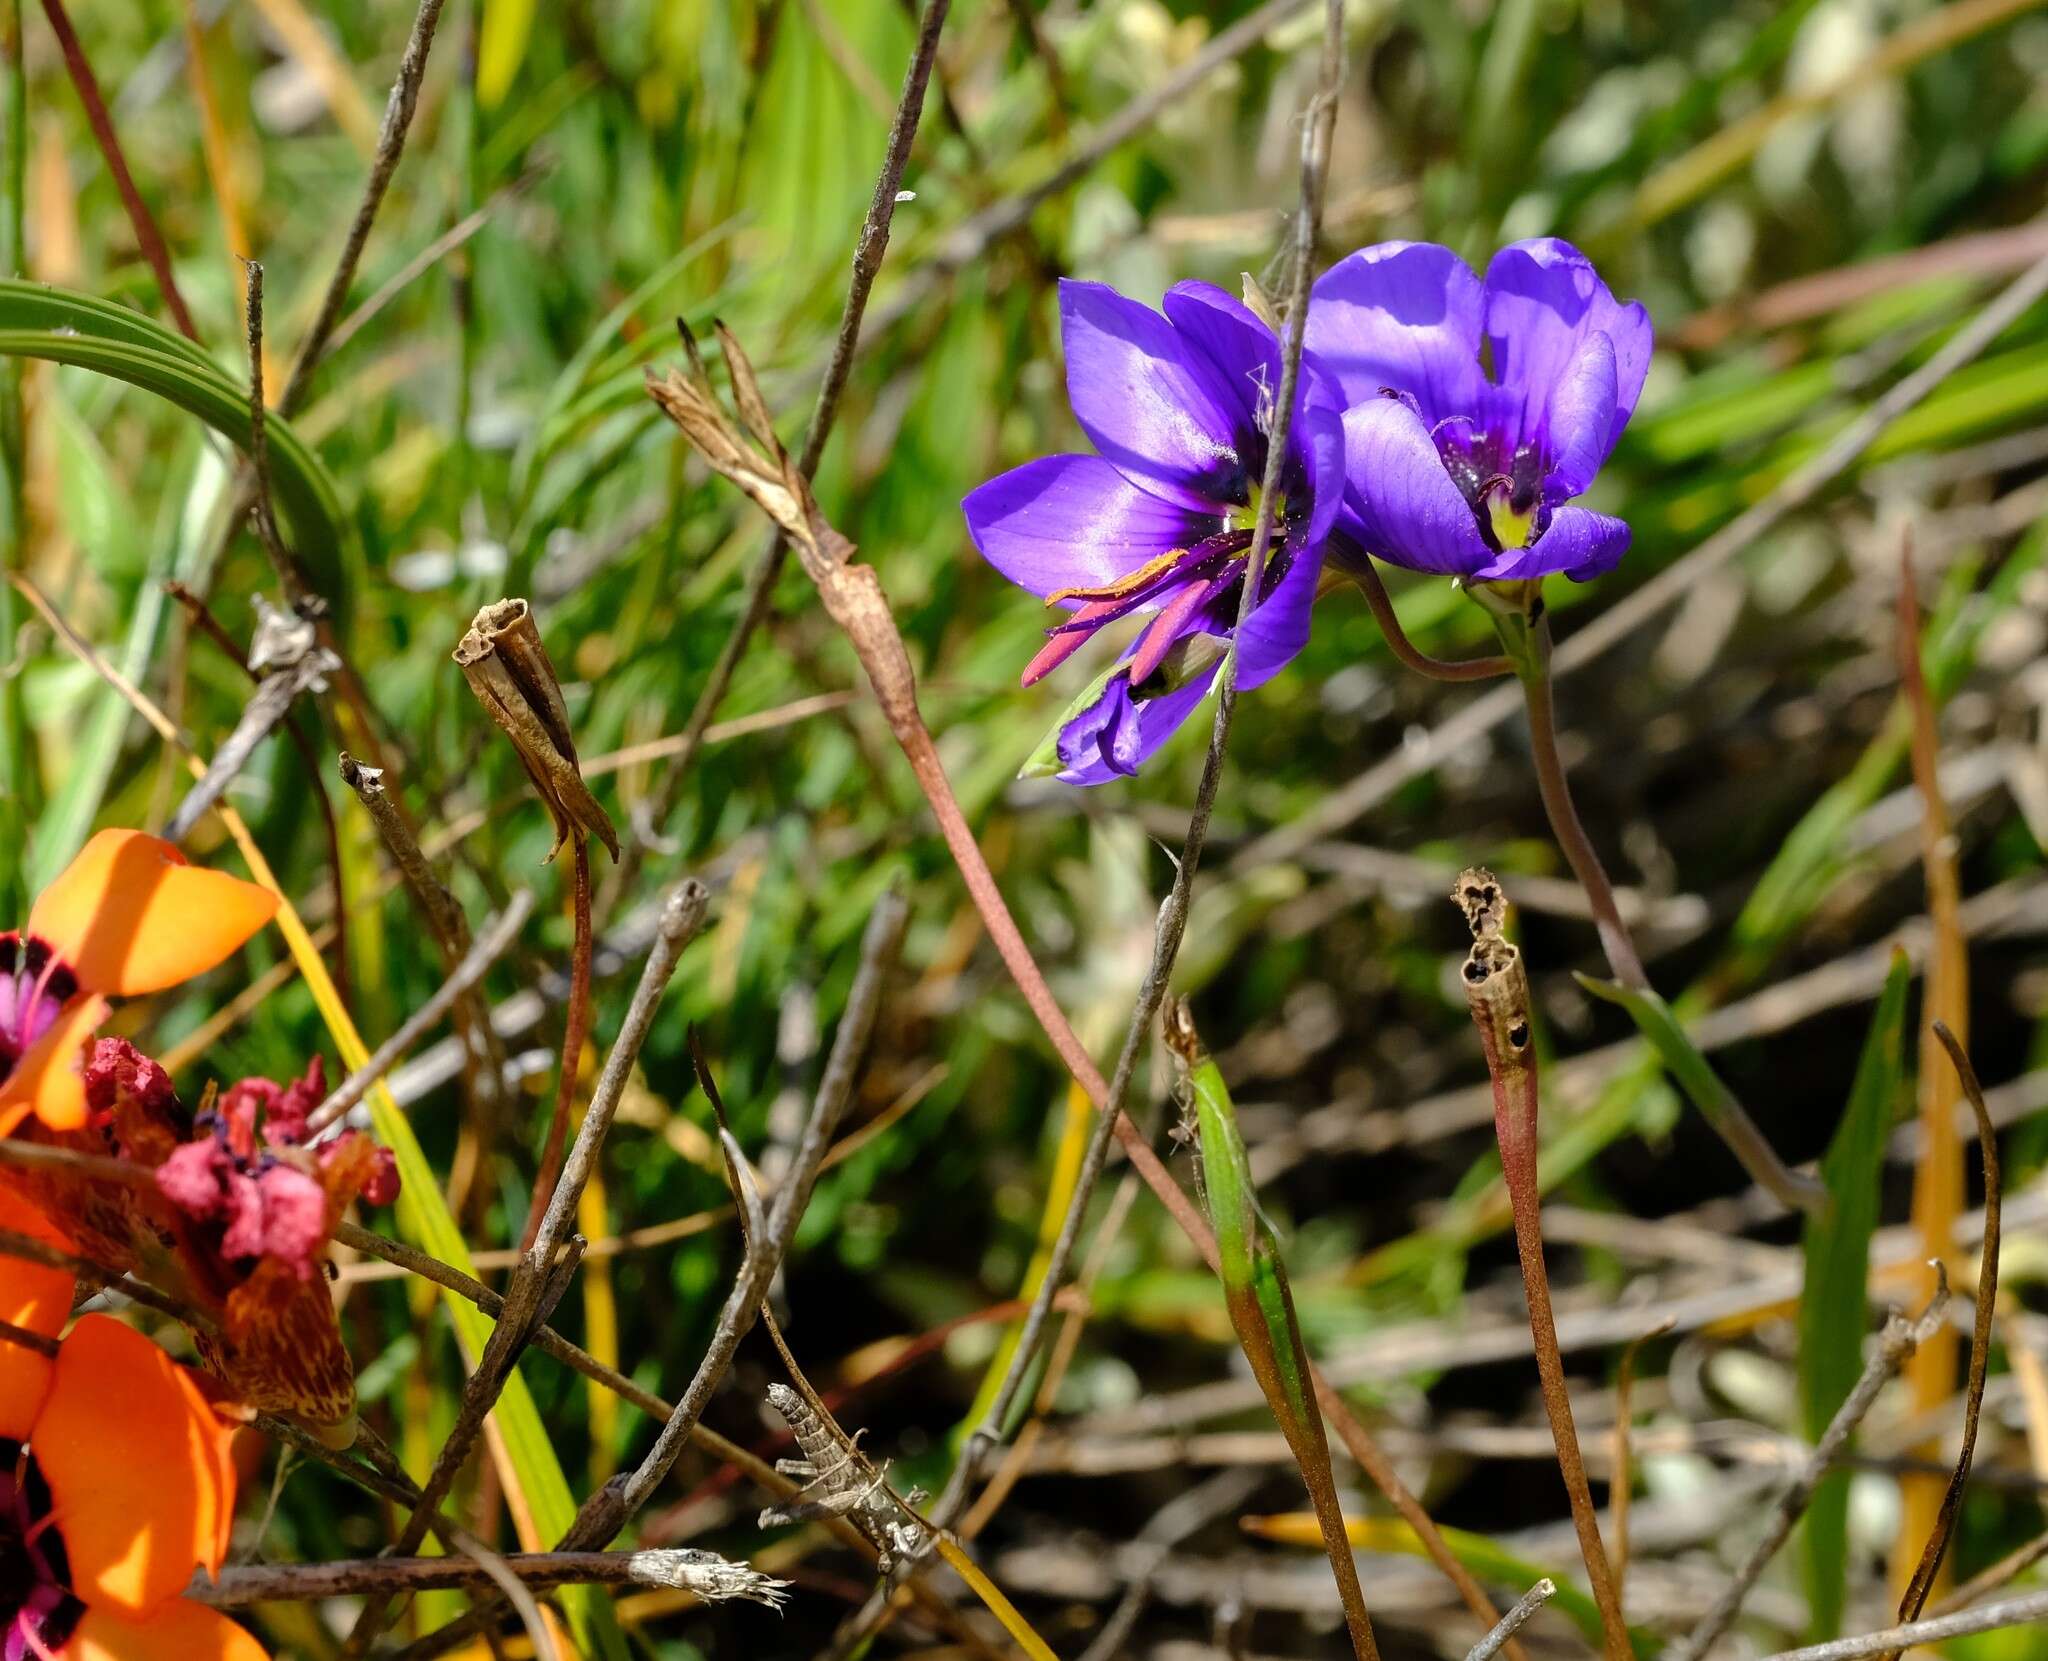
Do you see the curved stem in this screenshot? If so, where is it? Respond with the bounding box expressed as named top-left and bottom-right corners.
top-left (1511, 612), bottom-right (1647, 986)
top-left (1348, 559), bottom-right (1514, 683)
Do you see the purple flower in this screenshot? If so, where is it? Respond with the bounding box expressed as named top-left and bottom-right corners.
top-left (1305, 239), bottom-right (1650, 583)
top-left (964, 279), bottom-right (1345, 785)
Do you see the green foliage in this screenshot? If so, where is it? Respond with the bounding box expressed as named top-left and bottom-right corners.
top-left (1797, 952), bottom-right (1912, 1639)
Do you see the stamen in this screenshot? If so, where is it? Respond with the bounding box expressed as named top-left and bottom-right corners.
top-left (1045, 546), bottom-right (1192, 608)
top-left (1129, 576), bottom-right (1221, 685)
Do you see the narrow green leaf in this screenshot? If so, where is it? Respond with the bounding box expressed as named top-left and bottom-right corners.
top-left (1797, 951), bottom-right (1910, 1639)
top-left (0, 284), bottom-right (349, 587)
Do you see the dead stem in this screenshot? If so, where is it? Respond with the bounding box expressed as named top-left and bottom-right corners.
top-left (1894, 532), bottom-right (1969, 1598)
top-left (607, 0), bottom-right (952, 914)
top-left (188, 1549), bottom-right (790, 1607)
top-left (1667, 1283), bottom-right (1950, 1661)
top-left (1454, 871), bottom-right (1631, 1660)
top-left (523, 835), bottom-right (593, 1249)
top-left (38, 0), bottom-right (198, 340)
top-left (307, 890), bottom-right (534, 1134)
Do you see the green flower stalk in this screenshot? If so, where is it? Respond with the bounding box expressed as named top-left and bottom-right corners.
top-left (1163, 1000), bottom-right (1379, 1661)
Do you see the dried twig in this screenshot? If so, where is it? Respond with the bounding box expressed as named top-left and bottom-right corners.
top-left (238, 259), bottom-right (292, 593)
top-left (277, 0), bottom-right (450, 410)
top-left (1755, 1588), bottom-right (2048, 1661)
top-left (611, 0), bottom-right (951, 907)
top-left (306, 890), bottom-right (534, 1133)
top-left (169, 581), bottom-right (351, 1005)
top-left (188, 1550), bottom-right (790, 1607)
top-left (164, 600), bottom-right (341, 840)
top-left (338, 749), bottom-right (509, 1205)
top-left (1465, 1580), bottom-right (1558, 1661)
top-left (341, 878), bottom-right (707, 1650)
top-left (0, 1220), bottom-right (212, 1330)
top-left (1667, 1286), bottom-right (1951, 1661)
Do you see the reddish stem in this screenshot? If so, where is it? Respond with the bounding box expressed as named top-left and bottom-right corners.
top-left (39, 0), bottom-right (199, 342)
top-left (523, 836), bottom-right (592, 1250)
top-left (1474, 1007), bottom-right (1632, 1660)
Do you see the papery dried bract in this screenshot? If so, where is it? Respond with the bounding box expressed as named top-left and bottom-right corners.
top-left (454, 597), bottom-right (619, 862)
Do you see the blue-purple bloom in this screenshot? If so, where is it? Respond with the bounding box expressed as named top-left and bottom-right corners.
top-left (1306, 238), bottom-right (1650, 583)
top-left (964, 279), bottom-right (1344, 785)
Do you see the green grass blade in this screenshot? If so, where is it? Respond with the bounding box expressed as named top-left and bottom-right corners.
top-left (1797, 951), bottom-right (1911, 1639)
top-left (0, 286), bottom-right (349, 586)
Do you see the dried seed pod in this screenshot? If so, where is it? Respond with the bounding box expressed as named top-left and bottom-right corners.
top-left (453, 598), bottom-right (619, 862)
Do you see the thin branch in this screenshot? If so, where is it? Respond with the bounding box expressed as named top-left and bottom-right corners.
top-left (163, 604), bottom-right (341, 841)
top-left (338, 748), bottom-right (509, 1197)
top-left (520, 877), bottom-right (712, 1267)
top-left (1465, 1580), bottom-right (1557, 1661)
top-left (0, 1317), bottom-right (57, 1357)
top-left (1610, 1315), bottom-right (1674, 1600)
top-left (1667, 1287), bottom-right (1950, 1661)
top-left (338, 1237), bottom-right (587, 1655)
top-left (306, 890), bottom-right (535, 1133)
top-left (239, 259), bottom-right (294, 595)
top-left (1755, 1589), bottom-right (2048, 1661)
top-left (169, 581), bottom-right (350, 1004)
top-left (1236, 229), bottom-right (2048, 872)
top-left (38, 0), bottom-right (199, 340)
top-left (0, 1220), bottom-right (214, 1330)
top-left (189, 1550), bottom-right (790, 1607)
top-left (324, 198), bottom-right (496, 364)
top-left (277, 0), bottom-right (451, 411)
top-left (588, 887), bottom-right (906, 1531)
top-left (608, 0), bottom-right (951, 911)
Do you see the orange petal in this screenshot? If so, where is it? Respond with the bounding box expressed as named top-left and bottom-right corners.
top-left (27, 830), bottom-right (278, 998)
top-left (68, 1599), bottom-right (269, 1661)
top-left (0, 1193), bottom-right (68, 1435)
top-left (35, 1314), bottom-right (236, 1617)
top-left (0, 993), bottom-right (108, 1132)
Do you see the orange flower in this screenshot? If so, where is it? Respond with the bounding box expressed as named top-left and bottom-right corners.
top-left (0, 831), bottom-right (277, 1138)
top-left (0, 1228), bottom-right (264, 1660)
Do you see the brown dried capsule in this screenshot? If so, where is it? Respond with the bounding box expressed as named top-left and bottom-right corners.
top-left (454, 598), bottom-right (619, 862)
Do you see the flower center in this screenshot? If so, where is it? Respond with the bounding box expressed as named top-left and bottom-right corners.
top-left (0, 1441), bottom-right (83, 1660)
top-left (0, 937), bottom-right (78, 1088)
top-left (1437, 426), bottom-right (1548, 553)
top-left (1226, 486), bottom-right (1286, 535)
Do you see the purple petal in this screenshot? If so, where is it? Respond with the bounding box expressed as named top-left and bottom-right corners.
top-left (1481, 239), bottom-right (1651, 459)
top-left (1306, 242), bottom-right (1485, 427)
top-left (1060, 279), bottom-right (1246, 512)
top-left (1160, 280), bottom-right (1278, 434)
top-left (1340, 396), bottom-right (1494, 577)
top-left (1295, 397), bottom-right (1346, 550)
top-left (1056, 659), bottom-right (1223, 786)
top-left (1475, 504), bottom-right (1631, 582)
top-left (1235, 532), bottom-right (1326, 690)
top-left (1543, 331), bottom-right (1618, 501)
top-left (964, 454), bottom-right (1207, 599)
